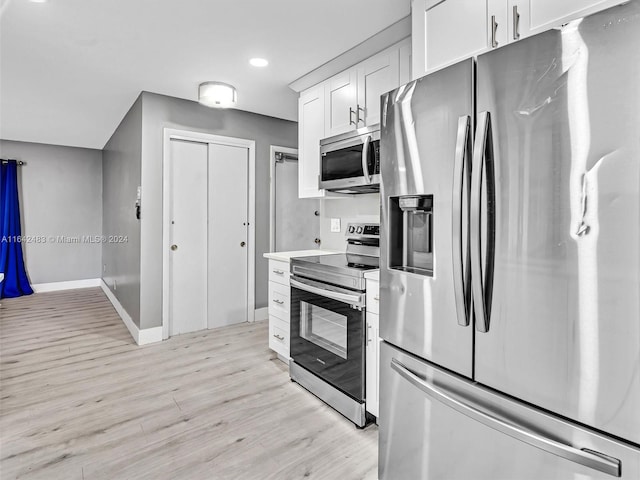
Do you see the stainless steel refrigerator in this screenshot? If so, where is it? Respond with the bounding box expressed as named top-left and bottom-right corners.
top-left (378, 2), bottom-right (640, 479)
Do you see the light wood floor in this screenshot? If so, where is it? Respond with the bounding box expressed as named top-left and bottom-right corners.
top-left (0, 288), bottom-right (378, 480)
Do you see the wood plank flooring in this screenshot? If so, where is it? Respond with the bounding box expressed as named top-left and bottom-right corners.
top-left (0, 288), bottom-right (378, 480)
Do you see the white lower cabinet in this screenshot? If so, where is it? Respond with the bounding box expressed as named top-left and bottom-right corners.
top-left (267, 259), bottom-right (291, 361)
top-left (366, 278), bottom-right (381, 419)
top-left (268, 315), bottom-right (290, 359)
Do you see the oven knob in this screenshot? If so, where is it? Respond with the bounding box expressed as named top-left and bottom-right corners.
top-left (356, 226), bottom-right (363, 234)
top-left (348, 225), bottom-right (355, 234)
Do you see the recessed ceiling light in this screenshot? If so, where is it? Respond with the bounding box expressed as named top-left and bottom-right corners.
top-left (29, 0), bottom-right (49, 3)
top-left (249, 58), bottom-right (269, 68)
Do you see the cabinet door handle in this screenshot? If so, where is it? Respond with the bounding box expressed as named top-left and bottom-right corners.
top-left (273, 334), bottom-right (285, 341)
top-left (513, 5), bottom-right (520, 40)
top-left (349, 107), bottom-right (357, 126)
top-left (272, 299), bottom-right (285, 305)
top-left (373, 296), bottom-right (380, 301)
top-left (367, 324), bottom-right (372, 344)
top-left (357, 104), bottom-right (365, 124)
top-left (491, 15), bottom-right (499, 48)
top-left (272, 269), bottom-right (285, 275)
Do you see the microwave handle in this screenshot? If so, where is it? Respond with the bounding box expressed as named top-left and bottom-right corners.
top-left (362, 135), bottom-right (372, 184)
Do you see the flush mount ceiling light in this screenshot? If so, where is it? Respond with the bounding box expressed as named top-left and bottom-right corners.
top-left (29, 0), bottom-right (49, 3)
top-left (198, 81), bottom-right (237, 108)
top-left (249, 58), bottom-right (269, 67)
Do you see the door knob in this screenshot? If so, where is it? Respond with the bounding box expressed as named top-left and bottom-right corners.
top-left (171, 244), bottom-right (178, 251)
top-left (240, 241), bottom-right (246, 247)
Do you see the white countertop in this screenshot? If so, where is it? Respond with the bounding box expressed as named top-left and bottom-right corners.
top-left (364, 270), bottom-right (379, 281)
top-left (263, 249), bottom-right (340, 262)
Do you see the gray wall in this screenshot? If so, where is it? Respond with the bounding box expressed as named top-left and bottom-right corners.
top-left (0, 140), bottom-right (102, 284)
top-left (102, 96), bottom-right (143, 327)
top-left (139, 92), bottom-right (297, 329)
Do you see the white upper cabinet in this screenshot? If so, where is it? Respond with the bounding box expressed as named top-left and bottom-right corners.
top-left (419, 0), bottom-right (488, 74)
top-left (298, 39), bottom-right (411, 198)
top-left (325, 70), bottom-right (358, 137)
top-left (298, 85), bottom-right (326, 199)
top-left (413, 0), bottom-right (626, 77)
top-left (357, 49), bottom-right (400, 127)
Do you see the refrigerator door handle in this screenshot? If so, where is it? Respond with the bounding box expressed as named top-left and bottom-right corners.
top-left (390, 358), bottom-right (622, 478)
top-left (470, 111), bottom-right (496, 333)
top-left (452, 115), bottom-right (471, 326)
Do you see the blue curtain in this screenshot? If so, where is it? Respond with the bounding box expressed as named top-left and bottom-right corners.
top-left (0, 160), bottom-right (33, 298)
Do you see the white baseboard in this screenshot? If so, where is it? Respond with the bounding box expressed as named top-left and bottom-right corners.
top-left (254, 307), bottom-right (269, 322)
top-left (31, 278), bottom-right (102, 293)
top-left (100, 280), bottom-right (162, 346)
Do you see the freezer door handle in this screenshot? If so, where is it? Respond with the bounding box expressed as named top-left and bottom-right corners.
top-left (390, 358), bottom-right (622, 477)
top-left (470, 111), bottom-right (496, 333)
top-left (452, 115), bottom-right (471, 326)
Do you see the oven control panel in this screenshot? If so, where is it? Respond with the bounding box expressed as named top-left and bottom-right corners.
top-left (346, 223), bottom-right (379, 238)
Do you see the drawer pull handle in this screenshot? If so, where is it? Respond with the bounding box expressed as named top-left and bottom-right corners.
top-left (373, 296), bottom-right (379, 301)
top-left (273, 269), bottom-right (285, 275)
top-left (272, 299), bottom-right (285, 305)
top-left (273, 334), bottom-right (285, 341)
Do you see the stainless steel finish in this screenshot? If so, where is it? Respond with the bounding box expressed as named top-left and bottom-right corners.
top-left (513, 5), bottom-right (520, 40)
top-left (320, 124), bottom-right (380, 149)
top-left (319, 178), bottom-right (381, 194)
top-left (470, 110), bottom-right (491, 333)
top-left (379, 342), bottom-right (640, 480)
top-left (391, 358), bottom-right (621, 477)
top-left (319, 125), bottom-right (381, 193)
top-left (349, 107), bottom-right (356, 126)
top-left (491, 15), bottom-right (498, 48)
top-left (170, 244), bottom-right (178, 251)
top-left (361, 134), bottom-right (372, 184)
top-left (290, 276), bottom-right (365, 307)
top-left (452, 115), bottom-right (471, 327)
top-left (380, 58), bottom-right (474, 378)
top-left (291, 263), bottom-right (364, 290)
top-left (290, 361), bottom-right (367, 427)
top-left (474, 3), bottom-right (640, 444)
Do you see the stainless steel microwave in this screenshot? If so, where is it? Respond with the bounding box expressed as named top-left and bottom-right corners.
top-left (319, 125), bottom-right (380, 194)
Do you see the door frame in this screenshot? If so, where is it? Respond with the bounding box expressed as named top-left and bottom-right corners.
top-left (269, 145), bottom-right (298, 252)
top-left (162, 128), bottom-right (256, 339)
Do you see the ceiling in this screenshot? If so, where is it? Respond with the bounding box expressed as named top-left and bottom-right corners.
top-left (0, 0), bottom-right (410, 150)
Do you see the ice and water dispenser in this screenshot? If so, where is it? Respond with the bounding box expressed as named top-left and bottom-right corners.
top-left (388, 195), bottom-right (434, 276)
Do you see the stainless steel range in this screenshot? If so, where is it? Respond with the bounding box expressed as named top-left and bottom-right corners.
top-left (289, 223), bottom-right (379, 427)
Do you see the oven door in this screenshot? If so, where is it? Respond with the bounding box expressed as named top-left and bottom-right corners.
top-left (290, 276), bottom-right (366, 401)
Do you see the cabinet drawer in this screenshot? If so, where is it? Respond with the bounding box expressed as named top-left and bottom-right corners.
top-left (269, 316), bottom-right (290, 358)
top-left (269, 260), bottom-right (290, 286)
top-left (269, 281), bottom-right (290, 319)
top-left (366, 280), bottom-right (380, 314)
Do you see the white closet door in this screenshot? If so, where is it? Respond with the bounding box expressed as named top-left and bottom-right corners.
top-left (207, 143), bottom-right (249, 328)
top-left (168, 139), bottom-right (208, 336)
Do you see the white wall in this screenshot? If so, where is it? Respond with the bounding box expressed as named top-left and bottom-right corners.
top-left (319, 193), bottom-right (380, 251)
top-left (0, 140), bottom-right (103, 284)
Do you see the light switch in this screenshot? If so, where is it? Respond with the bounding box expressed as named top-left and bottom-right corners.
top-left (330, 218), bottom-right (341, 233)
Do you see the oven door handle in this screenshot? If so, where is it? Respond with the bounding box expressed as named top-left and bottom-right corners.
top-left (290, 277), bottom-right (365, 307)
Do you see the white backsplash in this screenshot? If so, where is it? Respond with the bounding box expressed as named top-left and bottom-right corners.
top-left (319, 193), bottom-right (381, 251)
